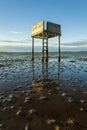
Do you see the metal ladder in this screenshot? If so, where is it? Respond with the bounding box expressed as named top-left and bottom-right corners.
top-left (42, 37), bottom-right (48, 62)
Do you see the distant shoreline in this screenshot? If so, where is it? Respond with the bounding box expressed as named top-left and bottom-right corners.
top-left (0, 51), bottom-right (87, 53)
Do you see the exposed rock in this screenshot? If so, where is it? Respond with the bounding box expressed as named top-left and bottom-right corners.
top-left (2, 106), bottom-right (9, 111)
top-left (80, 99), bottom-right (85, 103)
top-left (46, 119), bottom-right (56, 125)
top-left (83, 91), bottom-right (87, 94)
top-left (61, 92), bottom-right (67, 97)
top-left (25, 123), bottom-right (32, 130)
top-left (28, 109), bottom-right (37, 115)
top-left (0, 64), bottom-right (4, 67)
top-left (16, 109), bottom-right (22, 115)
top-left (67, 97), bottom-right (73, 103)
top-left (10, 105), bottom-right (16, 109)
top-left (39, 96), bottom-right (48, 100)
top-left (0, 123), bottom-right (4, 128)
top-left (66, 118), bottom-right (74, 125)
top-left (16, 107), bottom-right (24, 116)
top-left (55, 125), bottom-right (60, 130)
top-left (24, 97), bottom-right (32, 103)
top-left (80, 107), bottom-right (84, 111)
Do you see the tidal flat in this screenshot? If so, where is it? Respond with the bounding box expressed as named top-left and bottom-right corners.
top-left (0, 52), bottom-right (87, 130)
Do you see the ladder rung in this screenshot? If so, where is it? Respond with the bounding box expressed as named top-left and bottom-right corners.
top-left (43, 46), bottom-right (47, 48)
top-left (43, 42), bottom-right (47, 43)
top-left (43, 47), bottom-right (47, 49)
top-left (44, 47), bottom-right (47, 49)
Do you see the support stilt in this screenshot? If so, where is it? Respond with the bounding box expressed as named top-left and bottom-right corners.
top-left (46, 37), bottom-right (48, 62)
top-left (32, 37), bottom-right (34, 60)
top-left (58, 35), bottom-right (61, 62)
top-left (42, 37), bottom-right (44, 62)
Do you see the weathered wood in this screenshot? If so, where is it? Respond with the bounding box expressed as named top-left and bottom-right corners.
top-left (31, 21), bottom-right (61, 62)
top-left (31, 30), bottom-right (59, 39)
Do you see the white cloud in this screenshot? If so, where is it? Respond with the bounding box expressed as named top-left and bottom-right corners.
top-left (0, 39), bottom-right (31, 47)
top-left (0, 39), bottom-right (31, 43)
top-left (61, 45), bottom-right (78, 48)
top-left (0, 43), bottom-right (29, 47)
top-left (49, 39), bottom-right (87, 48)
top-left (0, 38), bottom-right (87, 52)
top-left (10, 31), bottom-right (23, 35)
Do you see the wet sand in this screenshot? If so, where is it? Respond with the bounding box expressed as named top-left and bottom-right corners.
top-left (0, 79), bottom-right (87, 130)
top-left (0, 52), bottom-right (87, 130)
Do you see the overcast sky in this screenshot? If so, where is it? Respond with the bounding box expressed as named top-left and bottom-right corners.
top-left (0, 0), bottom-right (87, 52)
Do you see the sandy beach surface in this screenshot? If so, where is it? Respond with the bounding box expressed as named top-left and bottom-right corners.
top-left (0, 52), bottom-right (87, 130)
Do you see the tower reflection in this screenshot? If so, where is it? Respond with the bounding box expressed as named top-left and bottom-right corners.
top-left (32, 60), bottom-right (60, 95)
top-left (58, 60), bottom-right (60, 87)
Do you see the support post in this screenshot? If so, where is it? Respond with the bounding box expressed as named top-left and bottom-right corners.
top-left (46, 38), bottom-right (48, 62)
top-left (32, 37), bottom-right (34, 60)
top-left (58, 35), bottom-right (61, 62)
top-left (42, 37), bottom-right (44, 62)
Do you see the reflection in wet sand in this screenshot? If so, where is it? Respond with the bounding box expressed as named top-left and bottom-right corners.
top-left (32, 60), bottom-right (61, 81)
top-left (0, 52), bottom-right (87, 130)
top-left (32, 60), bottom-right (60, 95)
top-left (32, 60), bottom-right (34, 80)
top-left (42, 60), bottom-right (48, 79)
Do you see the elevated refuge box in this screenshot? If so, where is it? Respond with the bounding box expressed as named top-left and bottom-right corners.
top-left (31, 21), bottom-right (44, 36)
top-left (31, 20), bottom-right (61, 38)
top-left (31, 20), bottom-right (61, 62)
